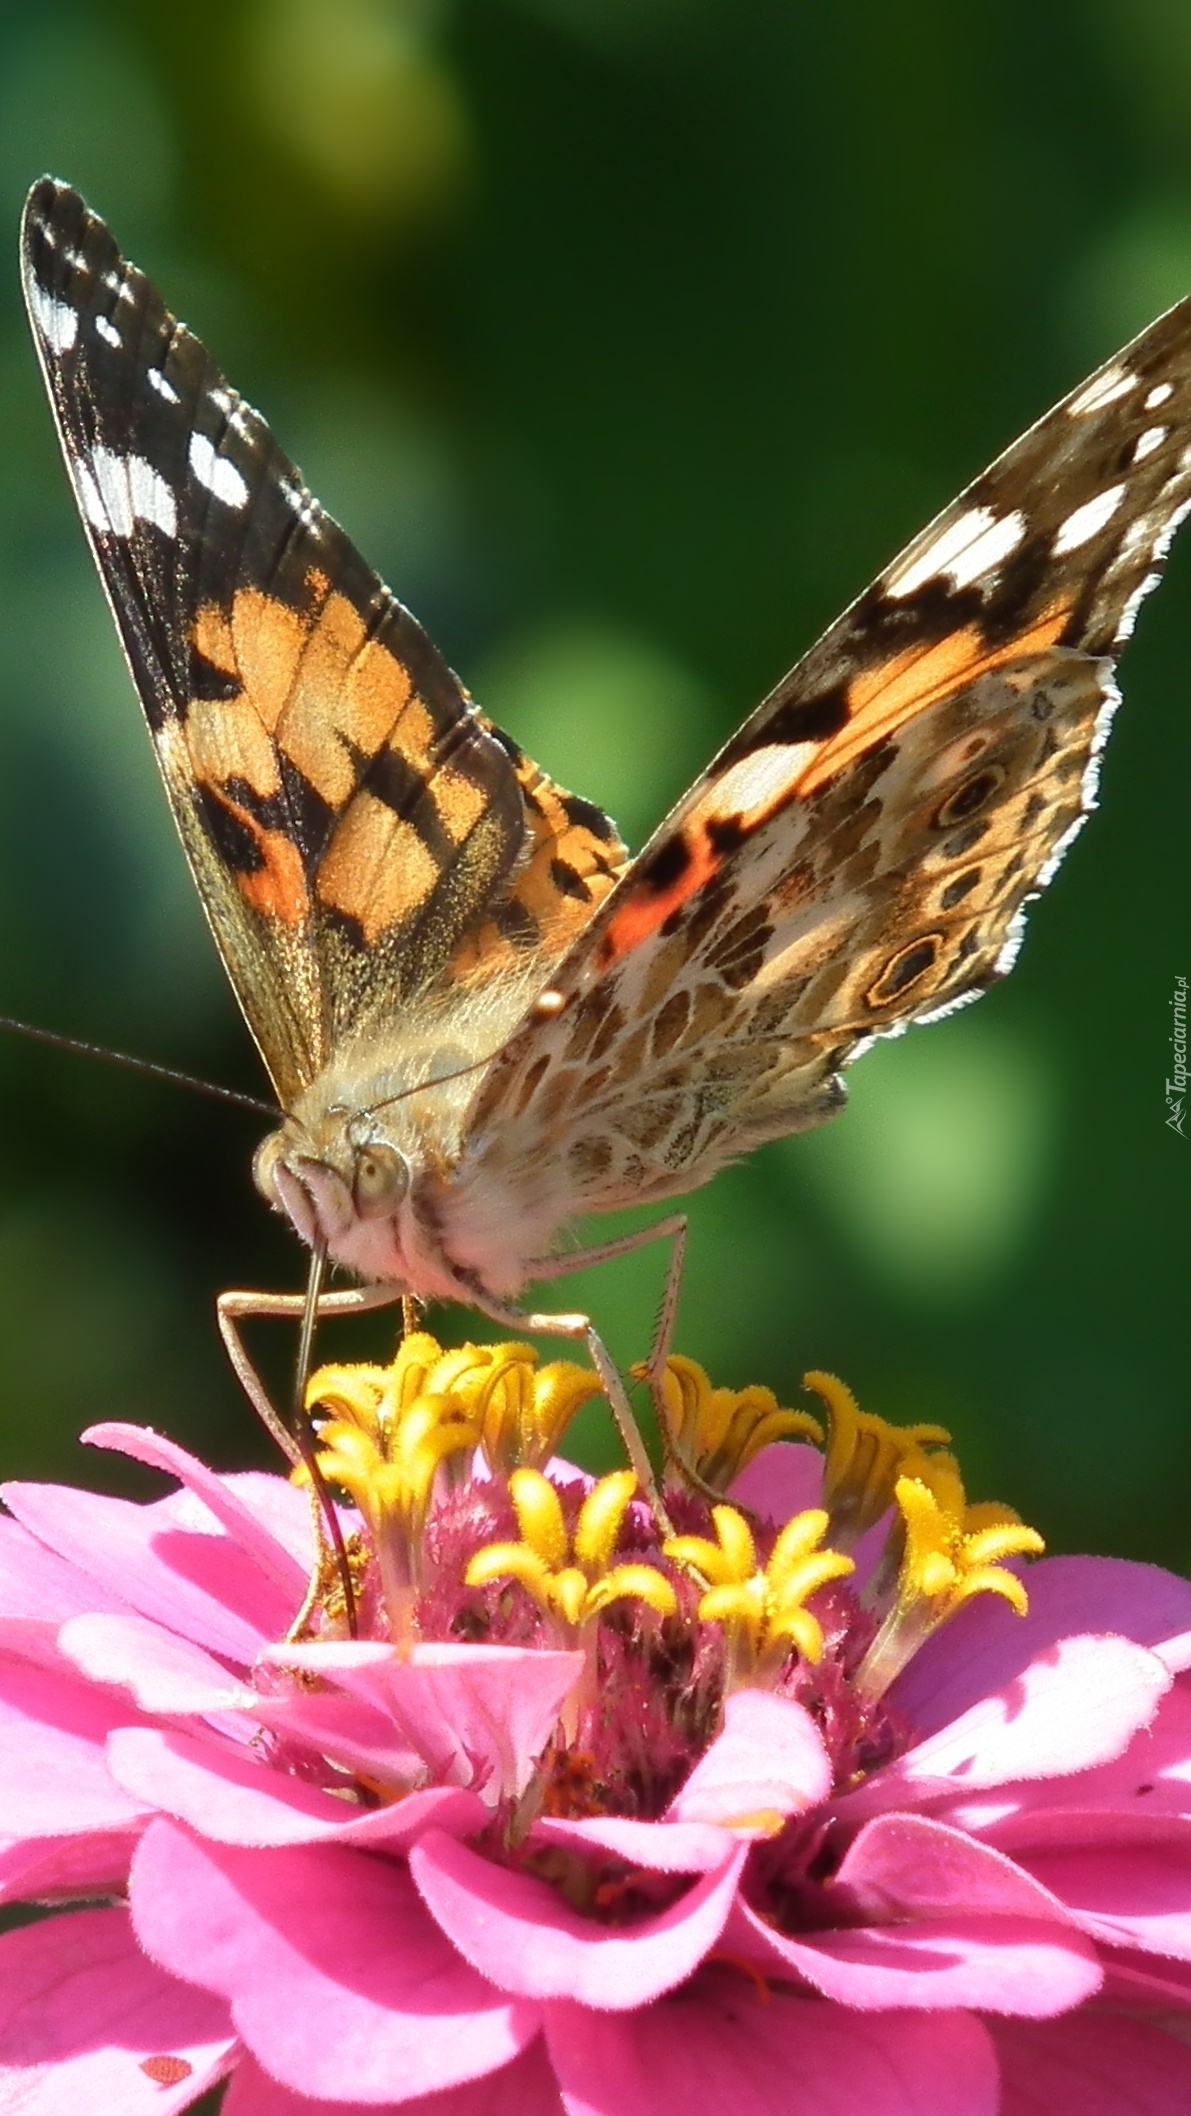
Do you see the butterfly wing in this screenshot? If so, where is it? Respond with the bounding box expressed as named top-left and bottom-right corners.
top-left (22, 179), bottom-right (627, 1109)
top-left (467, 301), bottom-right (1191, 1215)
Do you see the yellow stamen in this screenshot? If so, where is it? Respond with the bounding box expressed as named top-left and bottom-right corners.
top-left (443, 1341), bottom-right (602, 1474)
top-left (665, 1505), bottom-right (854, 1686)
top-left (643, 1355), bottom-right (823, 1495)
top-left (856, 1451), bottom-right (1045, 1698)
top-left (304, 1337), bottom-right (488, 1636)
top-left (803, 1371), bottom-right (952, 1547)
top-left (466, 1469), bottom-right (678, 1632)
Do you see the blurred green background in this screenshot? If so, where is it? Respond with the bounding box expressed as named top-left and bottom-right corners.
top-left (0, 0), bottom-right (1186, 1563)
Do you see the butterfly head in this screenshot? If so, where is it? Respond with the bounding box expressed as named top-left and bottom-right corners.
top-left (252, 1034), bottom-right (504, 1299)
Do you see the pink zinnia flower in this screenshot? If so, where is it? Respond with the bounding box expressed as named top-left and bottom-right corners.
top-left (3, 1339), bottom-right (1191, 2114)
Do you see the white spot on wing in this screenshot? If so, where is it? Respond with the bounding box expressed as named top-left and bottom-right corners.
top-left (1052, 483), bottom-right (1126, 554)
top-left (1133, 425), bottom-right (1167, 462)
top-left (886, 506), bottom-right (1027, 599)
top-left (29, 283), bottom-right (77, 353)
top-left (702, 743), bottom-right (811, 822)
top-left (188, 432), bottom-right (249, 509)
top-left (1145, 382), bottom-right (1174, 409)
top-left (94, 314), bottom-right (121, 349)
top-left (147, 368), bottom-right (180, 405)
top-left (1066, 366), bottom-right (1136, 417)
top-left (83, 445), bottom-right (177, 539)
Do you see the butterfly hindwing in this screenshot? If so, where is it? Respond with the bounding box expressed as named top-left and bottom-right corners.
top-left (467, 300), bottom-right (1191, 1215)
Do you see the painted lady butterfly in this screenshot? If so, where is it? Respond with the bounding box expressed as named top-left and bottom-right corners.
top-left (21, 176), bottom-right (1191, 1474)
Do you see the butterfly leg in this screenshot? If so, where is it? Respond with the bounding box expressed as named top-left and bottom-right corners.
top-left (524, 1213), bottom-right (691, 1485)
top-left (216, 1281), bottom-right (404, 1465)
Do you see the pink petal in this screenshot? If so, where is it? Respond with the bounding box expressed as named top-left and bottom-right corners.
top-left (875, 1635), bottom-right (1170, 1800)
top-left (58, 1611), bottom-right (256, 1719)
top-left (84, 1425), bottom-right (309, 1605)
top-left (728, 1442), bottom-right (824, 1521)
top-left (0, 1657), bottom-right (149, 1836)
top-left (1098, 1947), bottom-right (1191, 2005)
top-left (109, 1724), bottom-right (485, 1849)
top-left (0, 1905), bottom-right (235, 2114)
top-left (264, 1641), bottom-right (583, 1800)
top-left (0, 1828), bottom-right (139, 1905)
top-left (940, 1679), bottom-right (1191, 1851)
top-left (892, 1556), bottom-right (1191, 1739)
top-left (3, 1480), bottom-right (289, 1662)
top-left (249, 1684), bottom-right (429, 1788)
top-left (222, 2041), bottom-right (563, 2115)
top-left (992, 2014), bottom-right (1191, 2115)
top-left (730, 1897), bottom-right (1102, 2014)
top-left (834, 1812), bottom-right (1077, 1922)
top-left (0, 1515), bottom-right (128, 1667)
top-left (410, 1825), bottom-right (746, 2008)
top-left (531, 1813), bottom-right (737, 1874)
top-left (545, 1985), bottom-right (999, 2116)
top-left (131, 1818), bottom-right (538, 2104)
top-left (667, 1689), bottom-right (832, 1829)
top-left (1021, 1841), bottom-right (1191, 1960)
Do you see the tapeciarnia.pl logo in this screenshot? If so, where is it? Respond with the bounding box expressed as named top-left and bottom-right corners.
top-left (1168, 975), bottom-right (1188, 1138)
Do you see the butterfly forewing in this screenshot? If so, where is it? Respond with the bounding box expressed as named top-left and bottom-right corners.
top-left (21, 178), bottom-right (625, 1110)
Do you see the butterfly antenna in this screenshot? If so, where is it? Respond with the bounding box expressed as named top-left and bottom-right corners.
top-left (366, 1048), bottom-right (501, 1117)
top-left (0, 1014), bottom-right (278, 1118)
top-left (291, 1240), bottom-right (359, 1639)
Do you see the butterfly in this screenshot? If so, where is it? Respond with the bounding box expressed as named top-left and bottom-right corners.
top-left (21, 174), bottom-right (1191, 1484)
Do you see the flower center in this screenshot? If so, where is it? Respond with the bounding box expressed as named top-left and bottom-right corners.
top-left (290, 1339), bottom-right (1044, 1835)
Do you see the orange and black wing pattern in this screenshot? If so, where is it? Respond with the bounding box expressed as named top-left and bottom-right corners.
top-left (21, 179), bottom-right (626, 1108)
top-left (471, 298), bottom-right (1191, 1209)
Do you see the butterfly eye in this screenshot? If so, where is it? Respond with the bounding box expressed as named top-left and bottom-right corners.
top-left (352, 1143), bottom-right (410, 1218)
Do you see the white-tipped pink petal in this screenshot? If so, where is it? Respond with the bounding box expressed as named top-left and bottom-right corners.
top-left (84, 1423), bottom-right (309, 1603)
top-left (58, 1611), bottom-right (257, 1718)
top-left (834, 1812), bottom-right (1077, 1921)
top-left (0, 1906), bottom-right (235, 2114)
top-left (0, 1658), bottom-right (150, 1837)
top-left (893, 1557), bottom-right (1191, 1736)
top-left (130, 1818), bottom-right (539, 2105)
top-left (666, 1688), bottom-right (832, 1829)
top-left (410, 1825), bottom-right (746, 2008)
top-left (109, 1724), bottom-right (485, 1849)
top-left (882, 1634), bottom-right (1170, 1797)
top-left (3, 1478), bottom-right (290, 1660)
top-left (729, 1895), bottom-right (1102, 2014)
top-left (1021, 1839), bottom-right (1191, 1961)
top-left (263, 1640), bottom-right (583, 1800)
top-left (0, 1514), bottom-right (129, 1667)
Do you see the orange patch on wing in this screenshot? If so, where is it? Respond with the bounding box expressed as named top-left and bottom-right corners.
top-left (316, 796), bottom-right (438, 941)
top-left (187, 696), bottom-right (282, 799)
top-left (197, 776), bottom-right (310, 925)
top-left (795, 604), bottom-right (1071, 797)
top-left (597, 605), bottom-right (1073, 972)
top-left (193, 588), bottom-right (436, 813)
top-left (277, 591), bottom-right (423, 806)
top-left (599, 828), bottom-right (720, 966)
top-left (191, 601), bottom-right (237, 675)
top-left (433, 763), bottom-right (486, 846)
